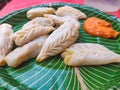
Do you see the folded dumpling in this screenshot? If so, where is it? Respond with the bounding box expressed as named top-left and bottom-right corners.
top-left (5, 35), bottom-right (47, 67)
top-left (27, 7), bottom-right (55, 19)
top-left (44, 14), bottom-right (72, 26)
top-left (13, 24), bottom-right (54, 46)
top-left (0, 23), bottom-right (14, 66)
top-left (55, 6), bottom-right (87, 20)
top-left (22, 17), bottom-right (55, 29)
top-left (37, 18), bottom-right (80, 62)
top-left (61, 43), bottom-right (120, 66)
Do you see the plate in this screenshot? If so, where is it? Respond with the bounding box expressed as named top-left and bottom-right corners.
top-left (0, 3), bottom-right (120, 90)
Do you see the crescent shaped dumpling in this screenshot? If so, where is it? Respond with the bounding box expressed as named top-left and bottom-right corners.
top-left (55, 6), bottom-right (87, 20)
top-left (61, 43), bottom-right (120, 66)
top-left (0, 23), bottom-right (14, 66)
top-left (13, 24), bottom-right (55, 46)
top-left (27, 7), bottom-right (55, 19)
top-left (37, 18), bottom-right (80, 62)
top-left (22, 17), bottom-right (55, 29)
top-left (5, 35), bottom-right (47, 67)
top-left (44, 14), bottom-right (72, 26)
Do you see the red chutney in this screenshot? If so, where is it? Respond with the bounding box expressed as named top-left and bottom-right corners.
top-left (84, 17), bottom-right (119, 38)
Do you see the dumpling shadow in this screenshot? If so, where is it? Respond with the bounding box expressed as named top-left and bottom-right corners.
top-left (36, 54), bottom-right (69, 71)
top-left (12, 58), bottom-right (35, 69)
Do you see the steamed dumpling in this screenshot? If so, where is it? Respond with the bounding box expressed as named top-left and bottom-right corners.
top-left (5, 35), bottom-right (47, 67)
top-left (44, 14), bottom-right (72, 26)
top-left (37, 18), bottom-right (80, 62)
top-left (55, 6), bottom-right (87, 20)
top-left (0, 23), bottom-right (14, 66)
top-left (13, 24), bottom-right (54, 46)
top-left (61, 43), bottom-right (120, 66)
top-left (27, 7), bottom-right (55, 19)
top-left (22, 17), bottom-right (55, 29)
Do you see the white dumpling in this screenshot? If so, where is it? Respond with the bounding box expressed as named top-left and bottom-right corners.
top-left (13, 24), bottom-right (54, 46)
top-left (44, 14), bottom-right (72, 26)
top-left (55, 6), bottom-right (87, 20)
top-left (22, 17), bottom-right (55, 29)
top-left (5, 35), bottom-right (47, 67)
top-left (27, 7), bottom-right (55, 19)
top-left (61, 43), bottom-right (120, 66)
top-left (37, 18), bottom-right (80, 62)
top-left (0, 23), bottom-right (14, 66)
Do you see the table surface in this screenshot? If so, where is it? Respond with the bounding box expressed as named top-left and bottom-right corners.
top-left (0, 0), bottom-right (120, 18)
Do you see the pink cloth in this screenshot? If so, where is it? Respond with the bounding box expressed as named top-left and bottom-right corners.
top-left (0, 0), bottom-right (120, 18)
top-left (107, 10), bottom-right (120, 18)
top-left (0, 0), bottom-right (83, 17)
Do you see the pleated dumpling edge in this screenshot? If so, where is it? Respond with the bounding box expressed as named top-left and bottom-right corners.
top-left (36, 18), bottom-right (80, 62)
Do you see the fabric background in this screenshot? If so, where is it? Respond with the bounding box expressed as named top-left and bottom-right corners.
top-left (0, 0), bottom-right (120, 18)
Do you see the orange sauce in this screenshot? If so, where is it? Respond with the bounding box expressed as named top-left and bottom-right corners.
top-left (84, 17), bottom-right (119, 38)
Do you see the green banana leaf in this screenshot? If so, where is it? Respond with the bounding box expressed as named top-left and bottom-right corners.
top-left (0, 3), bottom-right (120, 90)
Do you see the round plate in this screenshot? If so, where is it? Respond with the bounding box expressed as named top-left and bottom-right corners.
top-left (0, 3), bottom-right (120, 90)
